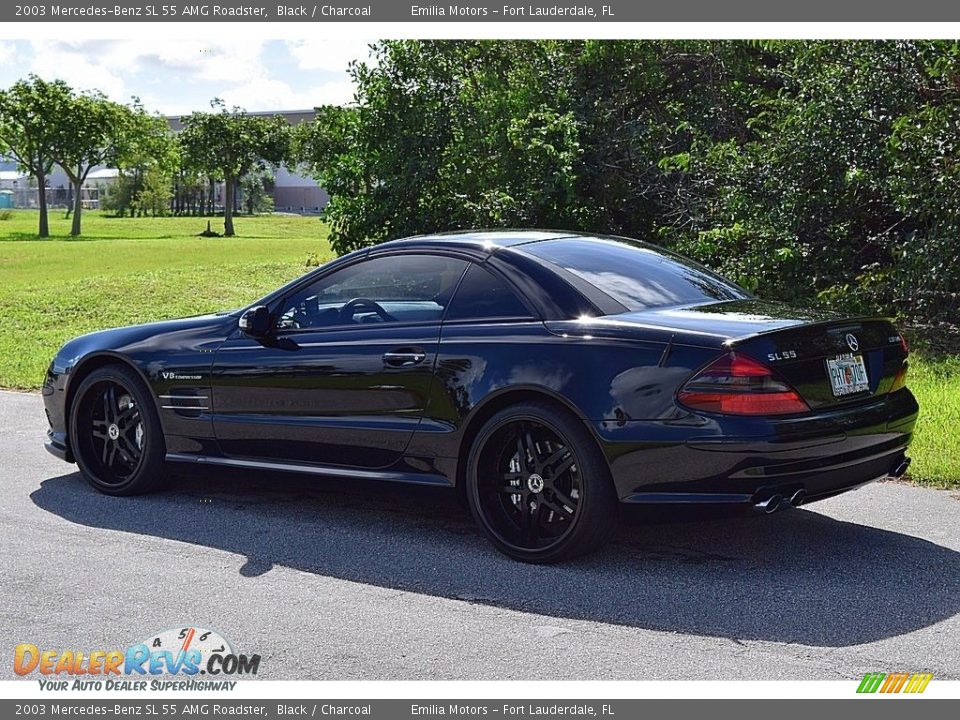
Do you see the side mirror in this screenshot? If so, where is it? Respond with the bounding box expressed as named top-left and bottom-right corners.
top-left (238, 305), bottom-right (272, 338)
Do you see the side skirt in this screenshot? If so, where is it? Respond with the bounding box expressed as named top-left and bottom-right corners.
top-left (164, 452), bottom-right (453, 487)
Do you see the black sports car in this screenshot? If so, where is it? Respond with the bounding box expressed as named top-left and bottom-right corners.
top-left (43, 230), bottom-right (918, 562)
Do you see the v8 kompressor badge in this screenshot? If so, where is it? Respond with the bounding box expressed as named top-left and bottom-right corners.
top-left (160, 371), bottom-right (202, 381)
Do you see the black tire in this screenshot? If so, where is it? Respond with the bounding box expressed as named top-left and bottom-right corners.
top-left (465, 400), bottom-right (619, 563)
top-left (70, 364), bottom-right (167, 496)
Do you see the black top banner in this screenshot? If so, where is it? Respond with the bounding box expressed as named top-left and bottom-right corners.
top-left (6, 0), bottom-right (960, 22)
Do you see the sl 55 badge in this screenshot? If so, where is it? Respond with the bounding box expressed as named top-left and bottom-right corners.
top-left (768, 350), bottom-right (798, 362)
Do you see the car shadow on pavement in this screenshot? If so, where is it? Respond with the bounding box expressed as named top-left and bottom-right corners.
top-left (31, 468), bottom-right (960, 648)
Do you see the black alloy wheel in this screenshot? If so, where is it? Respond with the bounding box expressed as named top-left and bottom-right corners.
top-left (71, 365), bottom-right (166, 496)
top-left (466, 401), bottom-right (618, 563)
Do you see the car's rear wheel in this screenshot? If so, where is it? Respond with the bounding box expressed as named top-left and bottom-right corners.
top-left (70, 365), bottom-right (166, 496)
top-left (465, 401), bottom-right (619, 563)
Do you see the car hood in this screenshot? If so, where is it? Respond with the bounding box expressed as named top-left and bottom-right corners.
top-left (53, 312), bottom-right (236, 370)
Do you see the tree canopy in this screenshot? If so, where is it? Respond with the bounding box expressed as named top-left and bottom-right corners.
top-left (302, 40), bottom-right (960, 323)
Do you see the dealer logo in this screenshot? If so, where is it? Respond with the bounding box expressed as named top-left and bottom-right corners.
top-left (14, 626), bottom-right (261, 687)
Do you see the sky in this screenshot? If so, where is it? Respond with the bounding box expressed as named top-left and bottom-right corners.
top-left (0, 38), bottom-right (375, 115)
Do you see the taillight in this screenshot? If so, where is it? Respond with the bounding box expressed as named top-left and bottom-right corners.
top-left (678, 352), bottom-right (810, 416)
top-left (889, 330), bottom-right (909, 392)
top-left (889, 365), bottom-right (908, 392)
top-left (890, 359), bottom-right (909, 392)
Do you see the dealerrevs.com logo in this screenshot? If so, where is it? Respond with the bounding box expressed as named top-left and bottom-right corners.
top-left (14, 627), bottom-right (261, 691)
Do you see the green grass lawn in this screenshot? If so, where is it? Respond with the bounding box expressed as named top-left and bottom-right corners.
top-left (0, 209), bottom-right (956, 487)
top-left (0, 210), bottom-right (333, 390)
top-left (905, 353), bottom-right (960, 488)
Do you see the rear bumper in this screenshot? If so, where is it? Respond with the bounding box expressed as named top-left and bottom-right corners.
top-left (620, 450), bottom-right (908, 508)
top-left (596, 388), bottom-right (919, 506)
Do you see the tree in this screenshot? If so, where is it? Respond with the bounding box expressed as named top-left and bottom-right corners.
top-left (180, 101), bottom-right (291, 236)
top-left (133, 166), bottom-right (174, 216)
top-left (54, 92), bottom-right (133, 236)
top-left (299, 40), bottom-right (752, 254)
top-left (240, 167), bottom-right (275, 215)
top-left (0, 75), bottom-right (73, 237)
top-left (300, 39), bottom-right (960, 323)
top-left (689, 41), bottom-right (960, 318)
top-left (112, 100), bottom-right (178, 217)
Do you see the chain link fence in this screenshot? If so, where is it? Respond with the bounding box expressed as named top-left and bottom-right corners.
top-left (1, 186), bottom-right (102, 210)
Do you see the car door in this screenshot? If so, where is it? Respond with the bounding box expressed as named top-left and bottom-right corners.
top-left (210, 253), bottom-right (469, 469)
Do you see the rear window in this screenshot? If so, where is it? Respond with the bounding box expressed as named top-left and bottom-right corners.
top-left (521, 236), bottom-right (749, 312)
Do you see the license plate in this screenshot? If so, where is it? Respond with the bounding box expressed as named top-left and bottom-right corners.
top-left (826, 353), bottom-right (870, 397)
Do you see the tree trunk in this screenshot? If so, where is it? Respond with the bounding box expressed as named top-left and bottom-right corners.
top-left (208, 178), bottom-right (215, 215)
top-left (36, 170), bottom-right (49, 238)
top-left (70, 178), bottom-right (83, 236)
top-left (223, 176), bottom-right (235, 237)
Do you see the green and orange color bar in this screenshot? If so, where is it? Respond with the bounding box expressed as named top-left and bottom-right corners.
top-left (857, 672), bottom-right (933, 694)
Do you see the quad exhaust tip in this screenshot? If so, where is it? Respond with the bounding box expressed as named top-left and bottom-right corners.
top-left (754, 494), bottom-right (783, 514)
top-left (891, 458), bottom-right (912, 479)
top-left (754, 461), bottom-right (910, 515)
top-left (753, 458), bottom-right (911, 515)
top-left (754, 489), bottom-right (805, 514)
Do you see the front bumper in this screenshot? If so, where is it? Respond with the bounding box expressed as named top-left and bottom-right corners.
top-left (43, 359), bottom-right (74, 464)
top-left (44, 429), bottom-right (73, 463)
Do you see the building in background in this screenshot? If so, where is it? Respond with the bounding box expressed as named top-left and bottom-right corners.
top-left (0, 165), bottom-right (23, 209)
top-left (0, 109), bottom-right (328, 213)
top-left (0, 166), bottom-right (28, 190)
top-left (0, 161), bottom-right (45, 208)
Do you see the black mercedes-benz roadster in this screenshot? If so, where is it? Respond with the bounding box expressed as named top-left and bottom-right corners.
top-left (43, 230), bottom-right (918, 562)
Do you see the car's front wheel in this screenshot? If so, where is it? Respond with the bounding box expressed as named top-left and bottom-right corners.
top-left (70, 364), bottom-right (166, 496)
top-left (465, 401), bottom-right (619, 563)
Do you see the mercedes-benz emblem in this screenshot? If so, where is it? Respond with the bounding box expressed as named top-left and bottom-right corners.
top-left (527, 474), bottom-right (545, 494)
top-left (845, 333), bottom-right (859, 352)
top-left (107, 424), bottom-right (120, 440)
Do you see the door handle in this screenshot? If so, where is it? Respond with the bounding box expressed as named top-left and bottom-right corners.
top-left (382, 348), bottom-right (427, 367)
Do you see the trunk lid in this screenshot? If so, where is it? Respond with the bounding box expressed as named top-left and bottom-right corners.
top-left (624, 299), bottom-right (907, 410)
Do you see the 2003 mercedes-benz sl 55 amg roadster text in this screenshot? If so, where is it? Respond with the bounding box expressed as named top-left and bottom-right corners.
top-left (43, 231), bottom-right (918, 562)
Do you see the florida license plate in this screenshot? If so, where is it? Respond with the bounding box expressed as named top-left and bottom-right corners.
top-left (826, 353), bottom-right (870, 397)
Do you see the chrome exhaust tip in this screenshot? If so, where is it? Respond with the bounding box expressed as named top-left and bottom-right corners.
top-left (754, 494), bottom-right (783, 514)
top-left (789, 489), bottom-right (807, 507)
top-left (891, 458), bottom-right (912, 479)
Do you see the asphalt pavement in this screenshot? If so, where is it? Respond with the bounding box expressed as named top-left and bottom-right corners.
top-left (1, 389), bottom-right (958, 680)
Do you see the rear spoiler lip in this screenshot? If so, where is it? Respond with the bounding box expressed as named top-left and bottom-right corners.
top-left (722, 315), bottom-right (897, 348)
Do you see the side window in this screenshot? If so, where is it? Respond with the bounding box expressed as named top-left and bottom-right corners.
top-left (276, 254), bottom-right (468, 330)
top-left (445, 264), bottom-right (533, 321)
